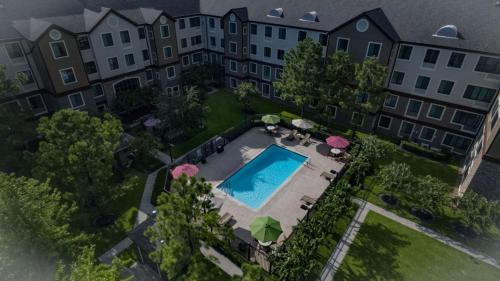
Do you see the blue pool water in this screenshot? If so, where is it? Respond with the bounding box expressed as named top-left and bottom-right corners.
top-left (218, 145), bottom-right (307, 209)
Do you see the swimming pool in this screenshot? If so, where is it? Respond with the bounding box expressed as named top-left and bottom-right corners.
top-left (218, 145), bottom-right (307, 209)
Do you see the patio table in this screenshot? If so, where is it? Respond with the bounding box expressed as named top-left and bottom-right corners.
top-left (330, 148), bottom-right (342, 156)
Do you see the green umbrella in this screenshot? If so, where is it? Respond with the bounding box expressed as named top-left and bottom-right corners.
top-left (261, 114), bottom-right (280, 125)
top-left (250, 216), bottom-right (283, 243)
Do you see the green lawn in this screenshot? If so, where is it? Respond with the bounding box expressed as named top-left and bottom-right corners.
top-left (335, 212), bottom-right (500, 281)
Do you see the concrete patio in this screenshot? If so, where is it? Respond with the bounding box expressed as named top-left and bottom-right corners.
top-left (197, 127), bottom-right (345, 245)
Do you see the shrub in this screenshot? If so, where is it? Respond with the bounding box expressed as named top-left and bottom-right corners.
top-left (401, 140), bottom-right (451, 162)
top-left (376, 162), bottom-right (413, 196)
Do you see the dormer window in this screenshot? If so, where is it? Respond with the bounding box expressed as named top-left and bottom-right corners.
top-left (268, 8), bottom-right (284, 18)
top-left (300, 11), bottom-right (318, 22)
top-left (433, 25), bottom-right (459, 39)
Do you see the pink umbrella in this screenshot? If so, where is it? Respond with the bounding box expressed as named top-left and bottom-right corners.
top-left (326, 136), bottom-right (350, 149)
top-left (171, 164), bottom-right (199, 179)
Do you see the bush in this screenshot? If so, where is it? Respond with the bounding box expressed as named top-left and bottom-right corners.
top-left (401, 140), bottom-right (451, 162)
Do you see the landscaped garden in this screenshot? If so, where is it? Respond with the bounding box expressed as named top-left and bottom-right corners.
top-left (335, 212), bottom-right (500, 281)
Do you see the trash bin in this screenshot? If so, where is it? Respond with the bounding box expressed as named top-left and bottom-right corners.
top-left (217, 145), bottom-right (224, 153)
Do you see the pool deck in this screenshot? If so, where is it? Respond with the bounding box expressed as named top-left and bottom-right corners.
top-left (197, 127), bottom-right (345, 245)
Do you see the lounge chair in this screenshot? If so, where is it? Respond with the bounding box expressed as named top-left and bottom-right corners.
top-left (286, 129), bottom-right (298, 140)
top-left (320, 171), bottom-right (336, 182)
top-left (218, 212), bottom-right (233, 225)
top-left (301, 195), bottom-right (317, 205)
top-left (299, 133), bottom-right (311, 145)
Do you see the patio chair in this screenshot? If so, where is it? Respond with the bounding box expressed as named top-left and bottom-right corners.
top-left (301, 195), bottom-right (317, 205)
top-left (286, 129), bottom-right (298, 141)
top-left (218, 212), bottom-right (233, 225)
top-left (320, 171), bottom-right (336, 182)
top-left (299, 133), bottom-right (311, 145)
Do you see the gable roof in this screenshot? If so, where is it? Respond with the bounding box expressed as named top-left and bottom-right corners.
top-left (224, 7), bottom-right (248, 22)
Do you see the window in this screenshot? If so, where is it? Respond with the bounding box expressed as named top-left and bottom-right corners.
top-left (142, 49), bottom-right (150, 61)
top-left (160, 25), bottom-right (170, 38)
top-left (356, 92), bottom-right (369, 104)
top-left (263, 65), bottom-right (271, 81)
top-left (208, 18), bottom-right (215, 28)
top-left (442, 133), bottom-right (472, 151)
top-left (192, 52), bottom-right (202, 63)
top-left (298, 31), bottom-right (307, 41)
top-left (125, 54), bottom-right (135, 66)
top-left (190, 35), bottom-right (202, 46)
top-left (265, 26), bottom-right (272, 38)
top-left (452, 110), bottom-right (482, 132)
top-left (230, 78), bottom-right (237, 89)
top-left (420, 127), bottom-right (436, 141)
top-left (189, 17), bottom-right (200, 28)
top-left (230, 60), bottom-right (237, 72)
top-left (366, 42), bottom-right (381, 58)
top-left (59, 68), bottom-right (77, 85)
top-left (182, 55), bottom-right (190, 66)
top-left (264, 47), bottom-right (271, 58)
top-left (78, 36), bottom-right (90, 50)
top-left (406, 99), bottom-right (422, 118)
top-left (229, 42), bottom-right (237, 54)
top-left (351, 112), bottom-right (364, 126)
top-left (250, 24), bottom-right (257, 35)
top-left (166, 66), bottom-right (176, 79)
top-left (277, 49), bottom-right (285, 60)
top-left (93, 83), bottom-right (104, 97)
top-left (378, 115), bottom-right (392, 129)
top-left (5, 42), bottom-right (24, 60)
top-left (275, 68), bottom-right (283, 79)
top-left (437, 80), bottom-right (454, 95)
top-left (427, 104), bottom-right (445, 120)
top-left (448, 52), bottom-right (465, 68)
top-left (336, 38), bottom-right (349, 52)
top-left (50, 41), bottom-right (68, 59)
top-left (278, 28), bottom-right (286, 40)
top-left (391, 71), bottom-right (405, 85)
top-left (120, 30), bottom-right (131, 44)
top-left (108, 57), bottom-right (119, 70)
top-left (220, 39), bottom-right (225, 48)
top-left (84, 61), bottom-right (97, 74)
top-left (18, 70), bottom-right (34, 85)
top-left (250, 62), bottom-right (257, 74)
top-left (423, 49), bottom-right (440, 64)
top-left (229, 22), bottom-right (237, 34)
top-left (319, 33), bottom-right (328, 46)
top-left (262, 83), bottom-right (271, 97)
top-left (138, 27), bottom-right (146, 39)
top-left (210, 36), bottom-right (216, 46)
top-left (398, 45), bottom-right (412, 60)
top-left (463, 85), bottom-right (496, 103)
top-left (68, 92), bottom-right (85, 108)
top-left (101, 33), bottom-right (114, 47)
top-left (179, 19), bottom-right (186, 29)
top-left (475, 56), bottom-right (500, 74)
top-left (415, 76), bottom-right (430, 90)
top-left (163, 46), bottom-right (173, 59)
top-left (181, 38), bottom-right (187, 48)
top-left (384, 94), bottom-right (398, 108)
top-left (399, 121), bottom-right (414, 137)
top-left (250, 44), bottom-right (257, 55)
top-left (27, 95), bottom-right (46, 114)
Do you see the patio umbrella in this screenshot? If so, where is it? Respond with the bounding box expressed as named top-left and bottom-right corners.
top-left (326, 136), bottom-right (350, 149)
top-left (250, 216), bottom-right (283, 243)
top-left (292, 119), bottom-right (314, 130)
top-left (261, 114), bottom-right (280, 125)
top-left (171, 164), bottom-right (199, 179)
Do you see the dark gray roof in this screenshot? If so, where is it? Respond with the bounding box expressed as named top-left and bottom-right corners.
top-left (82, 0), bottom-right (200, 17)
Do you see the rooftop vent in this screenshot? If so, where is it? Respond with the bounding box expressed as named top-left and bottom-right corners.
top-left (433, 24), bottom-right (459, 39)
top-left (300, 11), bottom-right (319, 22)
top-left (267, 8), bottom-right (284, 18)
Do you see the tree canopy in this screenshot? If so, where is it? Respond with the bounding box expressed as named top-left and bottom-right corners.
top-left (458, 191), bottom-right (499, 234)
top-left (376, 162), bottom-right (413, 196)
top-left (235, 82), bottom-right (259, 115)
top-left (411, 175), bottom-right (450, 214)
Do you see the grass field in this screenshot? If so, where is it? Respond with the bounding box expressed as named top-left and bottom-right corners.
top-left (335, 212), bottom-right (500, 281)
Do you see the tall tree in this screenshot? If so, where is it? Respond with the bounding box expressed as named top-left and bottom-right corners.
top-left (376, 162), bottom-right (413, 197)
top-left (129, 132), bottom-right (163, 170)
top-left (235, 82), bottom-right (259, 117)
top-left (273, 38), bottom-right (324, 117)
top-left (184, 86), bottom-right (210, 130)
top-left (458, 191), bottom-right (499, 234)
top-left (0, 173), bottom-right (86, 281)
top-left (146, 175), bottom-right (230, 278)
top-left (410, 175), bottom-right (450, 215)
top-left (54, 247), bottom-right (127, 281)
top-left (33, 109), bottom-right (123, 210)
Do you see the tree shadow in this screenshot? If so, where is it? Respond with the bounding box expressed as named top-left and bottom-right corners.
top-left (335, 222), bottom-right (411, 281)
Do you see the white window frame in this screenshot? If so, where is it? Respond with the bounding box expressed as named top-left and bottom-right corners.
top-left (390, 70), bottom-right (405, 85)
top-left (163, 46), bottom-right (173, 59)
top-left (100, 33), bottom-right (114, 48)
top-left (383, 94), bottom-right (399, 109)
top-left (419, 126), bottom-right (436, 142)
top-left (404, 99), bottom-right (423, 119)
top-left (49, 41), bottom-right (69, 60)
top-left (365, 42), bottom-right (382, 59)
top-left (377, 115), bottom-right (392, 129)
top-left (261, 83), bottom-right (271, 97)
top-left (351, 112), bottom-right (364, 126)
top-left (229, 41), bottom-right (237, 54)
top-left (160, 24), bottom-right (170, 39)
top-left (446, 52), bottom-right (466, 70)
top-left (437, 79), bottom-right (455, 95)
top-left (336, 37), bottom-right (350, 52)
top-left (398, 121), bottom-right (416, 138)
top-left (426, 103), bottom-right (446, 121)
top-left (414, 75), bottom-right (431, 93)
top-left (450, 109), bottom-right (483, 133)
top-left (264, 46), bottom-right (272, 58)
top-left (124, 53), bottom-right (136, 67)
top-left (229, 60), bottom-right (237, 73)
top-left (4, 42), bottom-right (26, 64)
top-left (107, 56), bottom-right (120, 71)
top-left (441, 132), bottom-right (473, 152)
top-left (93, 83), bottom-right (105, 98)
top-left (166, 66), bottom-right (176, 80)
top-left (68, 92), bottom-right (85, 109)
top-left (397, 44), bottom-right (413, 61)
top-left (229, 22), bottom-right (237, 35)
top-left (59, 67), bottom-right (77, 85)
top-left (249, 62), bottom-right (257, 74)
top-left (262, 65), bottom-right (271, 81)
top-left (119, 29), bottom-right (132, 48)
top-left (25, 94), bottom-right (47, 115)
top-left (422, 48), bottom-right (440, 69)
top-left (264, 25), bottom-right (273, 40)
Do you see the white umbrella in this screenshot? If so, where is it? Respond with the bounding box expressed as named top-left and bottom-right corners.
top-left (292, 119), bottom-right (314, 130)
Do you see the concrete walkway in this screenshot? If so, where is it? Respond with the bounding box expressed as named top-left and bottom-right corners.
top-left (136, 167), bottom-right (163, 226)
top-left (200, 243), bottom-right (243, 277)
top-left (98, 237), bottom-right (133, 264)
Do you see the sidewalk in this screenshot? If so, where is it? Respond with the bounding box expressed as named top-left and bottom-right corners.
top-left (200, 243), bottom-right (243, 277)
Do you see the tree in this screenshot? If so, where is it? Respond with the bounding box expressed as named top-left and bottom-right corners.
top-left (241, 263), bottom-right (271, 281)
top-left (146, 175), bottom-right (230, 277)
top-left (0, 173), bottom-right (86, 281)
top-left (458, 192), bottom-right (498, 234)
top-left (54, 247), bottom-right (127, 281)
top-left (358, 135), bottom-right (393, 166)
top-left (33, 109), bottom-right (123, 211)
top-left (111, 87), bottom-right (156, 115)
top-left (129, 132), bottom-right (163, 170)
top-left (410, 175), bottom-right (450, 215)
top-left (184, 86), bottom-right (210, 130)
top-left (376, 162), bottom-right (413, 197)
top-left (273, 38), bottom-right (323, 117)
top-left (235, 82), bottom-right (259, 116)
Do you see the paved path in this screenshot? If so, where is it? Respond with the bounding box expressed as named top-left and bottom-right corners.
top-left (200, 243), bottom-right (243, 277)
top-left (122, 262), bottom-right (162, 281)
top-left (98, 237), bottom-right (133, 264)
top-left (136, 167), bottom-right (163, 226)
